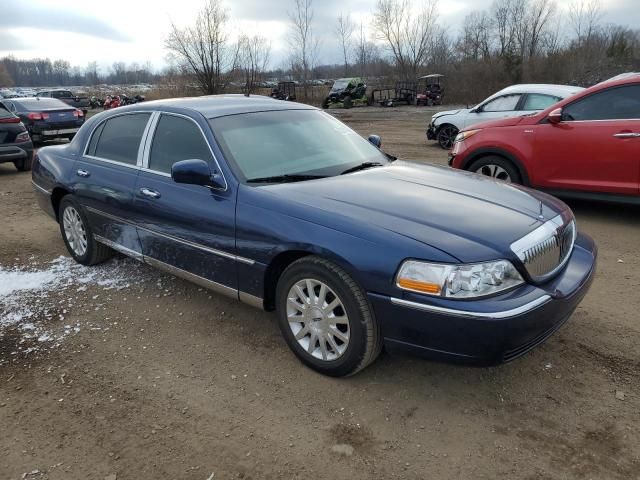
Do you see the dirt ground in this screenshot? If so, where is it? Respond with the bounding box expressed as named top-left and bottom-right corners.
top-left (1, 106), bottom-right (639, 480)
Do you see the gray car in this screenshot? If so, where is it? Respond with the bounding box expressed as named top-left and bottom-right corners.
top-left (427, 84), bottom-right (584, 149)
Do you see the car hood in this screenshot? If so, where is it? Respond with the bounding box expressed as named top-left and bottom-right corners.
top-left (464, 114), bottom-right (533, 131)
top-left (433, 108), bottom-right (465, 119)
top-left (264, 161), bottom-right (569, 262)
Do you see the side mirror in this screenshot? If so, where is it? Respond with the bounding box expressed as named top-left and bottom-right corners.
top-left (368, 134), bottom-right (382, 148)
top-left (548, 108), bottom-right (563, 124)
top-left (171, 159), bottom-right (225, 190)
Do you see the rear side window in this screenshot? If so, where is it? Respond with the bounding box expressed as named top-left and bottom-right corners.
top-left (91, 113), bottom-right (151, 165)
top-left (563, 85), bottom-right (640, 121)
top-left (482, 94), bottom-right (521, 112)
top-left (522, 94), bottom-right (560, 111)
top-left (148, 114), bottom-right (213, 174)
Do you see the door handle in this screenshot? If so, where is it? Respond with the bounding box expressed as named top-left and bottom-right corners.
top-left (613, 132), bottom-right (640, 138)
top-left (140, 187), bottom-right (161, 199)
top-left (76, 169), bottom-right (90, 177)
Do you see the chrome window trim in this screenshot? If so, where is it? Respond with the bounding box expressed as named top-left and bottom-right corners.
top-left (82, 110), bottom-right (154, 168)
top-left (140, 111), bottom-right (229, 191)
top-left (390, 294), bottom-right (551, 319)
top-left (84, 205), bottom-right (255, 265)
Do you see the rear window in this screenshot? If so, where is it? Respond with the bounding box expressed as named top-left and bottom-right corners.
top-left (15, 98), bottom-right (70, 110)
top-left (90, 113), bottom-right (151, 165)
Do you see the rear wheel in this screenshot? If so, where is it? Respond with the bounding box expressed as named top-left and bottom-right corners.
top-left (14, 156), bottom-right (32, 172)
top-left (437, 124), bottom-right (457, 149)
top-left (275, 256), bottom-right (382, 376)
top-left (59, 196), bottom-right (113, 265)
top-left (468, 156), bottom-right (522, 184)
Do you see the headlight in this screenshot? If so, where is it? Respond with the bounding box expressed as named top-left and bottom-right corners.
top-left (453, 129), bottom-right (480, 144)
top-left (396, 260), bottom-right (524, 299)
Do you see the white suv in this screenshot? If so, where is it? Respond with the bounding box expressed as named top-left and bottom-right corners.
top-left (427, 84), bottom-right (584, 149)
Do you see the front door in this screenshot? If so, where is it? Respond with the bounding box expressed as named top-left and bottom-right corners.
top-left (463, 93), bottom-right (523, 129)
top-left (73, 112), bottom-right (152, 256)
top-left (130, 113), bottom-right (238, 293)
top-left (533, 84), bottom-right (640, 195)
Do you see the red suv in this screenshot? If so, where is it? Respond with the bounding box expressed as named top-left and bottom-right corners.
top-left (449, 73), bottom-right (640, 201)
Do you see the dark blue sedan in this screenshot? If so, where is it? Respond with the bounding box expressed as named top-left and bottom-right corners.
top-left (31, 95), bottom-right (597, 376)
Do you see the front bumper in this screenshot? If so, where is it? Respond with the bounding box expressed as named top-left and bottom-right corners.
top-left (369, 232), bottom-right (597, 365)
top-left (426, 123), bottom-right (437, 140)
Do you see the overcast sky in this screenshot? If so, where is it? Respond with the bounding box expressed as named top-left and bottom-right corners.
top-left (1, 0), bottom-right (638, 73)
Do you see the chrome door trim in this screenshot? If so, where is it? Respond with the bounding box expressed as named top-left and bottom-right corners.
top-left (145, 256), bottom-right (238, 300)
top-left (31, 180), bottom-right (51, 195)
top-left (239, 291), bottom-right (264, 309)
top-left (83, 205), bottom-right (255, 265)
top-left (94, 234), bottom-right (144, 261)
top-left (390, 295), bottom-right (551, 319)
top-left (138, 111), bottom-right (160, 167)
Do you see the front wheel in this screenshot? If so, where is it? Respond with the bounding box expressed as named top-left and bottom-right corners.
top-left (437, 124), bottom-right (458, 149)
top-left (58, 196), bottom-right (113, 265)
top-left (343, 95), bottom-right (352, 109)
top-left (14, 155), bottom-right (32, 172)
top-left (468, 156), bottom-right (522, 184)
top-left (275, 256), bottom-right (382, 376)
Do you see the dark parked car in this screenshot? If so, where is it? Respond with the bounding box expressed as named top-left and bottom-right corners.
top-left (1, 97), bottom-right (85, 145)
top-left (31, 96), bottom-right (597, 376)
top-left (0, 105), bottom-right (33, 171)
top-left (36, 89), bottom-right (90, 112)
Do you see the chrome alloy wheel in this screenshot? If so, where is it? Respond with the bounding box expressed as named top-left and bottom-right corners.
top-left (286, 279), bottom-right (350, 361)
top-left (476, 164), bottom-right (512, 182)
top-left (62, 206), bottom-right (88, 256)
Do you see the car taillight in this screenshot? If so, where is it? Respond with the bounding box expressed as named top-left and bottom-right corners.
top-left (15, 131), bottom-right (31, 143)
top-left (73, 110), bottom-right (84, 117)
top-left (0, 116), bottom-right (20, 123)
top-left (27, 112), bottom-right (49, 120)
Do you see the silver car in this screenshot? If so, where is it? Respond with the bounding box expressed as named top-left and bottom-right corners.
top-left (427, 84), bottom-right (584, 149)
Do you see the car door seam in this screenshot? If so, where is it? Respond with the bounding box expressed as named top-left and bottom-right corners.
top-left (83, 205), bottom-right (255, 265)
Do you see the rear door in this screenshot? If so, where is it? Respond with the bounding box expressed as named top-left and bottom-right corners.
top-left (533, 84), bottom-right (640, 194)
top-left (130, 112), bottom-right (237, 292)
top-left (74, 112), bottom-right (153, 256)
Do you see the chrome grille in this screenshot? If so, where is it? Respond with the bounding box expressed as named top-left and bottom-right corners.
top-left (511, 215), bottom-right (576, 282)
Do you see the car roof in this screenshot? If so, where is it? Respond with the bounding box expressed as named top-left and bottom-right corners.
top-left (121, 94), bottom-right (316, 119)
top-left (4, 97), bottom-right (71, 110)
top-left (493, 84), bottom-right (584, 98)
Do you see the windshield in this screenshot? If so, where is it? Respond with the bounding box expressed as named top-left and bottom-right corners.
top-left (331, 80), bottom-right (350, 92)
top-left (210, 109), bottom-right (388, 182)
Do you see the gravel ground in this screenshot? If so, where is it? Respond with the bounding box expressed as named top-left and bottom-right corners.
top-left (0, 106), bottom-right (639, 480)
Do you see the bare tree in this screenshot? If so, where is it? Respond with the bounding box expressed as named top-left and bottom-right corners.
top-left (0, 63), bottom-right (13, 87)
top-left (165, 0), bottom-right (238, 94)
top-left (336, 13), bottom-right (355, 76)
top-left (527, 0), bottom-right (556, 59)
top-left (238, 34), bottom-right (271, 95)
top-left (569, 0), bottom-right (602, 43)
top-left (85, 61), bottom-right (99, 86)
top-left (288, 0), bottom-right (319, 94)
top-left (373, 0), bottom-right (439, 79)
top-left (459, 11), bottom-right (492, 60)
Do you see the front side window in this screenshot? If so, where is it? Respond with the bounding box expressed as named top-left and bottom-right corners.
top-left (148, 115), bottom-right (213, 174)
top-left (522, 94), bottom-right (560, 111)
top-left (563, 85), bottom-right (640, 121)
top-left (89, 113), bottom-right (151, 165)
top-left (210, 109), bottom-right (389, 182)
top-left (482, 94), bottom-right (521, 112)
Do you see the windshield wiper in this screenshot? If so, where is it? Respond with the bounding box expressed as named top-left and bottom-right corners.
top-left (246, 174), bottom-right (326, 184)
top-left (340, 162), bottom-right (384, 175)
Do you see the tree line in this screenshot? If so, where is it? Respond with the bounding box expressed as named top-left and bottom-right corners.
top-left (2, 0), bottom-right (638, 104)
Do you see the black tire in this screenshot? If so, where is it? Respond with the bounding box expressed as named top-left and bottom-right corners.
top-left (58, 196), bottom-right (113, 266)
top-left (467, 155), bottom-right (522, 184)
top-left (436, 124), bottom-right (458, 149)
top-left (14, 155), bottom-right (33, 172)
top-left (343, 95), bottom-right (353, 109)
top-left (321, 98), bottom-right (329, 109)
top-left (275, 256), bottom-right (382, 377)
